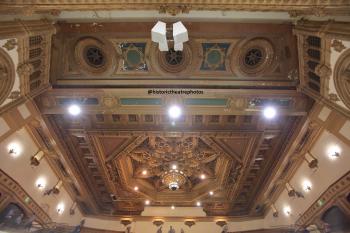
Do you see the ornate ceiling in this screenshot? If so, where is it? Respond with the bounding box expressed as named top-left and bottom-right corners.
top-left (30, 21), bottom-right (314, 219)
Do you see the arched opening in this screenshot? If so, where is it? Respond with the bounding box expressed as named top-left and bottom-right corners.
top-left (321, 206), bottom-right (350, 232)
top-left (0, 203), bottom-right (27, 228)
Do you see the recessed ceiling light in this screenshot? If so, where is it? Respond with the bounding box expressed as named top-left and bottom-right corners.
top-left (134, 186), bottom-right (139, 191)
top-left (68, 104), bottom-right (81, 116)
top-left (35, 177), bottom-right (46, 190)
top-left (172, 164), bottom-right (177, 170)
top-left (196, 201), bottom-right (201, 207)
top-left (263, 106), bottom-right (277, 119)
top-left (168, 105), bottom-right (182, 119)
top-left (209, 191), bottom-right (214, 196)
top-left (283, 206), bottom-right (291, 216)
top-left (327, 145), bottom-right (341, 160)
top-left (145, 200), bottom-right (150, 205)
top-left (171, 205), bottom-right (175, 210)
top-left (142, 170), bottom-right (147, 175)
top-left (302, 180), bottom-right (312, 192)
top-left (56, 202), bottom-right (65, 215)
top-left (200, 174), bottom-right (206, 180)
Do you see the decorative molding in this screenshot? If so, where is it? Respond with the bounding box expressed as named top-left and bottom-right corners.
top-left (2, 39), bottom-right (17, 51)
top-left (331, 40), bottom-right (346, 53)
top-left (315, 64), bottom-right (332, 79)
top-left (152, 219), bottom-right (164, 227)
top-left (1, 1), bottom-right (350, 17)
top-left (158, 4), bottom-right (191, 16)
top-left (333, 48), bottom-right (350, 109)
top-left (0, 47), bottom-right (15, 105)
top-left (184, 219), bottom-right (196, 228)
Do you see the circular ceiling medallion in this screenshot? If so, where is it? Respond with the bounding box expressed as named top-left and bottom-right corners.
top-left (0, 48), bottom-right (15, 105)
top-left (333, 49), bottom-right (350, 109)
top-left (74, 38), bottom-right (116, 76)
top-left (231, 38), bottom-right (276, 77)
top-left (152, 43), bottom-right (193, 75)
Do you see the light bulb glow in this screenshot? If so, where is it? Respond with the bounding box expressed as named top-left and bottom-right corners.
top-left (172, 164), bottom-right (177, 170)
top-left (142, 170), bottom-right (147, 175)
top-left (302, 180), bottom-right (312, 192)
top-left (327, 145), bottom-right (341, 160)
top-left (196, 201), bottom-right (201, 207)
top-left (200, 174), bottom-right (206, 180)
top-left (145, 200), bottom-right (150, 205)
top-left (263, 106), bottom-right (277, 119)
top-left (168, 105), bottom-right (182, 119)
top-left (283, 206), bottom-right (291, 216)
top-left (134, 186), bottom-right (139, 191)
top-left (56, 202), bottom-right (65, 215)
top-left (35, 177), bottom-right (46, 190)
top-left (68, 104), bottom-right (81, 116)
top-left (7, 142), bottom-right (22, 158)
top-left (209, 191), bottom-right (214, 196)
top-left (171, 205), bottom-right (175, 210)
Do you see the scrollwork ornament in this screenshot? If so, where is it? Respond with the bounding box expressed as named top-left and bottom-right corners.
top-left (315, 64), bottom-right (332, 78)
top-left (159, 4), bottom-right (191, 16)
top-left (2, 39), bottom-right (17, 51)
top-left (331, 40), bottom-right (346, 53)
top-left (17, 62), bottom-right (34, 77)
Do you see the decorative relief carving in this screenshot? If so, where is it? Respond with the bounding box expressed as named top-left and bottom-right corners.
top-left (333, 49), bottom-right (350, 109)
top-left (331, 40), bottom-right (346, 53)
top-left (315, 64), bottom-right (332, 78)
top-left (17, 62), bottom-right (34, 77)
top-left (2, 39), bottom-right (17, 51)
top-left (159, 4), bottom-right (191, 16)
top-left (74, 37), bottom-right (116, 76)
top-left (231, 38), bottom-right (276, 77)
top-left (0, 48), bottom-right (15, 105)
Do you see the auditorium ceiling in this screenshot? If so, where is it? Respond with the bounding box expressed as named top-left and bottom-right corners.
top-left (33, 21), bottom-right (313, 218)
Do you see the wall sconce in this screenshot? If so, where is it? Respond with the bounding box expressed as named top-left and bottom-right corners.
top-left (152, 219), bottom-right (164, 227)
top-left (56, 202), bottom-right (65, 215)
top-left (30, 151), bottom-right (45, 166)
top-left (184, 219), bottom-right (196, 228)
top-left (327, 145), bottom-right (341, 160)
top-left (120, 218), bottom-right (132, 227)
top-left (302, 180), bottom-right (312, 192)
top-left (69, 202), bottom-right (77, 215)
top-left (283, 206), bottom-right (291, 216)
top-left (7, 142), bottom-right (22, 158)
top-left (35, 177), bottom-right (46, 190)
top-left (271, 204), bottom-right (278, 218)
top-left (285, 182), bottom-right (296, 197)
top-left (304, 152), bottom-right (318, 169)
top-left (215, 220), bottom-right (227, 227)
top-left (44, 180), bottom-right (62, 196)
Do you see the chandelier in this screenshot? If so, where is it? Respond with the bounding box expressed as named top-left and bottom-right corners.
top-left (162, 169), bottom-right (186, 191)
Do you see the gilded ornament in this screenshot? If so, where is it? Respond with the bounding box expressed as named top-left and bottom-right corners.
top-left (331, 40), bottom-right (346, 53)
top-left (2, 39), bottom-right (17, 51)
top-left (17, 63), bottom-right (34, 77)
top-left (315, 64), bottom-right (332, 78)
top-left (159, 4), bottom-right (191, 16)
top-left (184, 220), bottom-right (195, 228)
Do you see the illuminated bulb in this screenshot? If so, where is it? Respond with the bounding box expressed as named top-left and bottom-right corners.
top-left (68, 104), bottom-right (81, 116)
top-left (56, 202), bottom-right (65, 215)
top-left (35, 177), bottom-right (46, 190)
top-left (209, 191), bottom-right (214, 196)
top-left (171, 121), bottom-right (176, 126)
top-left (200, 174), bottom-right (206, 180)
top-left (142, 170), bottom-right (147, 175)
top-left (7, 143), bottom-right (22, 158)
top-left (196, 201), bottom-right (201, 207)
top-left (172, 164), bottom-right (177, 170)
top-left (171, 205), bottom-right (175, 210)
top-left (168, 105), bottom-right (182, 119)
top-left (134, 186), bottom-right (139, 191)
top-left (302, 180), bottom-right (312, 192)
top-left (327, 145), bottom-right (341, 160)
top-left (145, 200), bottom-right (150, 205)
top-left (263, 106), bottom-right (277, 119)
top-left (283, 206), bottom-right (291, 216)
